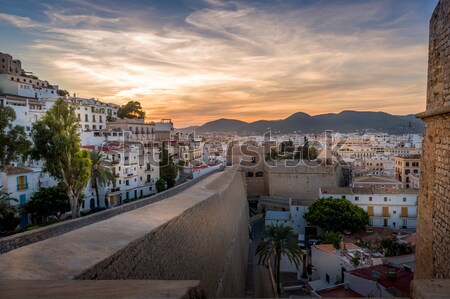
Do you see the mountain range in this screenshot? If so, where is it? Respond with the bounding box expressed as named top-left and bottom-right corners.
top-left (179, 111), bottom-right (424, 135)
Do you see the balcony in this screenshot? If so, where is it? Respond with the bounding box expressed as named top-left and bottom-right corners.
top-left (371, 213), bottom-right (391, 218)
top-left (400, 214), bottom-right (417, 219)
top-left (17, 183), bottom-right (29, 190)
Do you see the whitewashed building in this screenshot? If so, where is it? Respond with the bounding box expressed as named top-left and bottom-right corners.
top-left (319, 187), bottom-right (418, 229)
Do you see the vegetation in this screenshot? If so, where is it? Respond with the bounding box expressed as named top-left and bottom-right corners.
top-left (269, 147), bottom-right (278, 160)
top-left (155, 178), bottom-right (167, 193)
top-left (303, 198), bottom-right (369, 233)
top-left (89, 150), bottom-right (115, 207)
top-left (159, 144), bottom-right (178, 189)
top-left (295, 137), bottom-right (318, 160)
top-left (117, 101), bottom-right (145, 119)
top-left (31, 98), bottom-right (92, 218)
top-left (350, 255), bottom-right (361, 267)
top-left (0, 106), bottom-right (31, 170)
top-left (256, 224), bottom-right (303, 294)
top-left (57, 89), bottom-right (70, 97)
top-left (0, 191), bottom-right (20, 235)
top-left (23, 186), bottom-right (70, 224)
top-left (377, 237), bottom-right (412, 257)
top-left (322, 231), bottom-right (343, 250)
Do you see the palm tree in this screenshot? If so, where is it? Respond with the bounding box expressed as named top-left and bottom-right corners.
top-left (256, 224), bottom-right (303, 294)
top-left (89, 150), bottom-right (115, 208)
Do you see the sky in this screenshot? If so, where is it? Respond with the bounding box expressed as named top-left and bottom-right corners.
top-left (0, 0), bottom-right (438, 127)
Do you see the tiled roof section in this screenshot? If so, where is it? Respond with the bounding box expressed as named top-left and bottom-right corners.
top-left (315, 243), bottom-right (360, 254)
top-left (3, 166), bottom-right (33, 175)
top-left (348, 264), bottom-right (413, 296)
top-left (353, 176), bottom-right (401, 183)
top-left (320, 187), bottom-right (353, 195)
top-left (318, 285), bottom-right (363, 298)
top-left (321, 187), bottom-right (419, 195)
top-left (399, 233), bottom-right (417, 245)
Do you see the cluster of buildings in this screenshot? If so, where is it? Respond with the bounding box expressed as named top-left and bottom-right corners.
top-left (0, 52), bottom-right (213, 226)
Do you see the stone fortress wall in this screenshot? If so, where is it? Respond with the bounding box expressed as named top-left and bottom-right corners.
top-left (0, 166), bottom-right (249, 298)
top-left (415, 0), bottom-right (450, 279)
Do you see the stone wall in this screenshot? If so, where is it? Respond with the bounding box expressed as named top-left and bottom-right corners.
top-left (0, 166), bottom-right (249, 298)
top-left (265, 163), bottom-right (340, 200)
top-left (0, 167), bottom-right (221, 254)
top-left (415, 0), bottom-right (450, 279)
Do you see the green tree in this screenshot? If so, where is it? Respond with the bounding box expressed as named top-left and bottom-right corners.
top-left (24, 186), bottom-right (70, 224)
top-left (351, 255), bottom-right (361, 267)
top-left (89, 150), bottom-right (115, 208)
top-left (159, 144), bottom-right (178, 188)
top-left (57, 89), bottom-right (70, 97)
top-left (117, 101), bottom-right (145, 119)
top-left (270, 147), bottom-right (278, 160)
top-left (155, 178), bottom-right (167, 193)
top-left (0, 106), bottom-right (31, 170)
top-left (256, 224), bottom-right (303, 294)
top-left (31, 98), bottom-right (92, 218)
top-left (304, 198), bottom-right (369, 233)
top-left (378, 237), bottom-right (412, 257)
top-left (322, 231), bottom-right (343, 250)
top-left (0, 191), bottom-right (19, 234)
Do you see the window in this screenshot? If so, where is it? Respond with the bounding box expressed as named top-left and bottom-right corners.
top-left (85, 115), bottom-right (88, 121)
top-left (125, 180), bottom-right (129, 186)
top-left (369, 196), bottom-right (373, 201)
top-left (403, 197), bottom-right (407, 202)
top-left (342, 195), bottom-right (346, 199)
top-left (17, 176), bottom-right (28, 190)
top-left (246, 172), bottom-right (254, 177)
top-left (384, 197), bottom-right (387, 202)
top-left (326, 274), bottom-right (330, 283)
top-left (355, 196), bottom-right (359, 201)
top-left (406, 162), bottom-right (410, 167)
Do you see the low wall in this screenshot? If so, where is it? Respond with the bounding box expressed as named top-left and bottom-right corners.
top-left (0, 165), bottom-right (249, 298)
top-left (0, 167), bottom-right (222, 254)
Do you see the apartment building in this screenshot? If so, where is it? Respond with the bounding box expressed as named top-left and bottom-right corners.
top-left (320, 187), bottom-right (418, 229)
top-left (69, 97), bottom-right (120, 132)
top-left (395, 155), bottom-right (421, 188)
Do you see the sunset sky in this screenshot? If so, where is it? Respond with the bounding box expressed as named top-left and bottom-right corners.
top-left (0, 0), bottom-right (438, 127)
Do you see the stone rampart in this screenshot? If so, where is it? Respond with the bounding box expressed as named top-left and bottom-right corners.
top-left (0, 166), bottom-right (249, 298)
top-left (415, 0), bottom-right (450, 279)
top-left (0, 167), bottom-right (221, 254)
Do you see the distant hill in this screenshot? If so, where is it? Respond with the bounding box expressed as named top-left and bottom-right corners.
top-left (190, 111), bottom-right (424, 134)
top-left (175, 125), bottom-right (200, 133)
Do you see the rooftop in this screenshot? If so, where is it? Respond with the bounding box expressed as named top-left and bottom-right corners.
top-left (3, 166), bottom-right (33, 175)
top-left (320, 187), bottom-right (419, 195)
top-left (318, 284), bottom-right (363, 298)
top-left (353, 176), bottom-right (401, 183)
top-left (347, 264), bottom-right (413, 297)
top-left (314, 243), bottom-right (360, 254)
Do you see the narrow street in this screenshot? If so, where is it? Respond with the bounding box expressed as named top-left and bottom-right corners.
top-left (246, 216), bottom-right (276, 298)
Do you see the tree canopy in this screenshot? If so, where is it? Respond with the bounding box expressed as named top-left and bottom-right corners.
top-left (0, 191), bottom-right (19, 234)
top-left (117, 101), bottom-right (145, 119)
top-left (31, 98), bottom-right (92, 218)
top-left (0, 106), bottom-right (31, 169)
top-left (159, 144), bottom-right (178, 189)
top-left (304, 198), bottom-right (369, 232)
top-left (24, 186), bottom-right (70, 224)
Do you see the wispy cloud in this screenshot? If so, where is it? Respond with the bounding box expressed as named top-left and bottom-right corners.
top-left (0, 0), bottom-right (434, 126)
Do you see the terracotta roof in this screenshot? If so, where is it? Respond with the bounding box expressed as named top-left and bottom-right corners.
top-left (315, 243), bottom-right (360, 254)
top-left (318, 285), bottom-right (363, 298)
top-left (348, 264), bottom-right (413, 296)
top-left (399, 233), bottom-right (417, 245)
top-left (321, 187), bottom-right (419, 195)
top-left (3, 166), bottom-right (33, 175)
